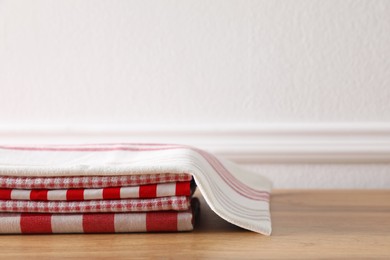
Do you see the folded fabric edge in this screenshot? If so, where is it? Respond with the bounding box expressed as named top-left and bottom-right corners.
top-left (193, 175), bottom-right (272, 236)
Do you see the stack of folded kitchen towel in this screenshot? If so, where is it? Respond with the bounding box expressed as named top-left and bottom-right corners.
top-left (0, 144), bottom-right (272, 235)
top-left (0, 173), bottom-right (199, 233)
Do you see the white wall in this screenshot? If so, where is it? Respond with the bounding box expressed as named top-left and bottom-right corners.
top-left (1, 1), bottom-right (390, 188)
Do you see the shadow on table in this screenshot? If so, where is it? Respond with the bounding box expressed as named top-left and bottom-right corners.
top-left (193, 194), bottom-right (247, 233)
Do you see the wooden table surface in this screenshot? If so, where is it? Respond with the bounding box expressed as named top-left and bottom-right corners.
top-left (1, 190), bottom-right (389, 259)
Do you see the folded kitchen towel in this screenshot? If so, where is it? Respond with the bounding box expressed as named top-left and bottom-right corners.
top-left (0, 181), bottom-right (193, 200)
top-left (0, 173), bottom-right (193, 189)
top-left (0, 143), bottom-right (272, 235)
top-left (0, 196), bottom-right (190, 213)
top-left (0, 198), bottom-right (200, 234)
top-left (0, 172), bottom-right (196, 233)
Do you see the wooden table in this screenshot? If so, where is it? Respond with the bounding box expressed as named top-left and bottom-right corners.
top-left (1, 190), bottom-right (389, 259)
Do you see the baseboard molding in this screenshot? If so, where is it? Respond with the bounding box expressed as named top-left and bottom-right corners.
top-left (1, 123), bottom-right (390, 163)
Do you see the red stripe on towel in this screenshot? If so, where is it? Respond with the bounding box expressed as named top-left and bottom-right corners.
top-left (139, 184), bottom-right (157, 198)
top-left (83, 213), bottom-right (115, 233)
top-left (20, 213), bottom-right (52, 233)
top-left (176, 182), bottom-right (190, 196)
top-left (30, 190), bottom-right (48, 201)
top-left (146, 211), bottom-right (178, 232)
top-left (67, 189), bottom-right (84, 201)
top-left (103, 187), bottom-right (121, 200)
top-left (0, 189), bottom-right (12, 200)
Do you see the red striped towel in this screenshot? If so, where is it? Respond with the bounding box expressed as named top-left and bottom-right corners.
top-left (0, 199), bottom-right (200, 234)
top-left (0, 182), bottom-right (192, 201)
top-left (0, 143), bottom-right (272, 235)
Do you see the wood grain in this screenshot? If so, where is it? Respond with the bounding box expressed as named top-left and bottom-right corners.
top-left (0, 190), bottom-right (389, 259)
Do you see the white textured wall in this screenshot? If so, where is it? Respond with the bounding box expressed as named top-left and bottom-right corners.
top-left (1, 0), bottom-right (390, 125)
top-left (1, 1), bottom-right (390, 188)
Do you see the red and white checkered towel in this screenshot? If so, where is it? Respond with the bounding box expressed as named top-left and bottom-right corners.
top-left (0, 196), bottom-right (190, 213)
top-left (0, 143), bottom-right (272, 235)
top-left (0, 173), bottom-right (192, 189)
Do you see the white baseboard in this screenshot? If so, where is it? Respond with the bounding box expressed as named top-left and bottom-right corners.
top-left (1, 123), bottom-right (390, 164)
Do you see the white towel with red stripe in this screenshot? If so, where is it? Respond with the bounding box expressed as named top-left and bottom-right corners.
top-left (0, 143), bottom-right (272, 235)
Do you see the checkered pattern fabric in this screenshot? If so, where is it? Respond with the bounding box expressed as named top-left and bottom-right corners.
top-left (0, 196), bottom-right (190, 213)
top-left (0, 173), bottom-right (192, 189)
top-left (0, 173), bottom-right (196, 233)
